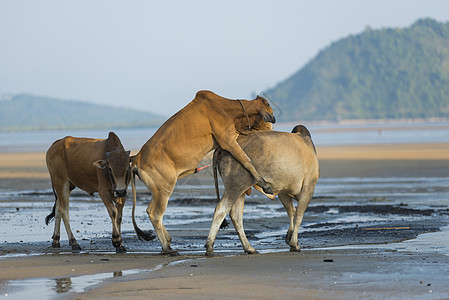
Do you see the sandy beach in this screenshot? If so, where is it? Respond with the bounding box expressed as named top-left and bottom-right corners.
top-left (1, 250), bottom-right (448, 299)
top-left (1, 142), bottom-right (449, 299)
top-left (1, 142), bottom-right (449, 183)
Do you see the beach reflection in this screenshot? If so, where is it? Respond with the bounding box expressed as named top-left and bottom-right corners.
top-left (113, 271), bottom-right (123, 277)
top-left (54, 277), bottom-right (71, 293)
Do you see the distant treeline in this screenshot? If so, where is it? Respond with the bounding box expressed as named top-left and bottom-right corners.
top-left (0, 94), bottom-right (165, 131)
top-left (266, 18), bottom-right (449, 122)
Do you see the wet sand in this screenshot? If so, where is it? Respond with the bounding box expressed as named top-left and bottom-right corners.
top-left (1, 143), bottom-right (449, 299)
top-left (1, 250), bottom-right (448, 299)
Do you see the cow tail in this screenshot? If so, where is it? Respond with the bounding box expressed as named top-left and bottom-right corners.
top-left (45, 185), bottom-right (57, 225)
top-left (213, 149), bottom-right (229, 230)
top-left (213, 149), bottom-right (220, 203)
top-left (131, 167), bottom-right (156, 241)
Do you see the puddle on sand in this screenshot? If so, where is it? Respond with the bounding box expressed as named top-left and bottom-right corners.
top-left (1, 257), bottom-right (205, 299)
top-left (2, 269), bottom-right (142, 299)
top-left (316, 225), bottom-right (449, 256)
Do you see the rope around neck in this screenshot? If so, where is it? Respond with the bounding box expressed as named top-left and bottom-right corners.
top-left (237, 99), bottom-right (251, 131)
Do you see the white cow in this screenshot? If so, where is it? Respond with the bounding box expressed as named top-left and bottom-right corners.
top-left (207, 125), bottom-right (319, 256)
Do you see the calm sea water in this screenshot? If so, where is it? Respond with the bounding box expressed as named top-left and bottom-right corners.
top-left (0, 121), bottom-right (448, 152)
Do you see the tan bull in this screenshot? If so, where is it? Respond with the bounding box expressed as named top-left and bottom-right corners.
top-left (131, 90), bottom-right (275, 255)
top-left (45, 132), bottom-right (133, 253)
top-left (206, 125), bottom-right (319, 256)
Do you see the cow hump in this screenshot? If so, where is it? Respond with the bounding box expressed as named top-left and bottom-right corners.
top-left (291, 125), bottom-right (311, 137)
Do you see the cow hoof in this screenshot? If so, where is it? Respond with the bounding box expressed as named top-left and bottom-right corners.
top-left (262, 185), bottom-right (273, 195)
top-left (246, 249), bottom-right (259, 255)
top-left (71, 244), bottom-right (82, 251)
top-left (51, 241), bottom-right (60, 248)
top-left (205, 251), bottom-right (214, 257)
top-left (162, 249), bottom-right (179, 256)
top-left (289, 246), bottom-right (301, 252)
top-left (169, 250), bottom-right (180, 257)
top-left (116, 246), bottom-right (127, 253)
top-left (112, 239), bottom-right (121, 248)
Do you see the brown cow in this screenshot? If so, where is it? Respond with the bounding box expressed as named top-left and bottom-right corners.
top-left (131, 90), bottom-right (275, 255)
top-left (45, 132), bottom-right (133, 253)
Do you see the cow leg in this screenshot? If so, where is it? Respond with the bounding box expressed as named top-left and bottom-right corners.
top-left (51, 197), bottom-right (61, 248)
top-left (289, 185), bottom-right (315, 252)
top-left (115, 197), bottom-right (126, 253)
top-left (99, 189), bottom-right (126, 253)
top-left (205, 190), bottom-right (239, 256)
top-left (147, 191), bottom-right (177, 256)
top-left (140, 173), bottom-right (178, 256)
top-left (53, 181), bottom-right (80, 251)
top-left (278, 193), bottom-right (295, 246)
top-left (229, 193), bottom-right (258, 254)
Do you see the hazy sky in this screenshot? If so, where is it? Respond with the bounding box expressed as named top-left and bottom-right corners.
top-left (1, 1), bottom-right (449, 116)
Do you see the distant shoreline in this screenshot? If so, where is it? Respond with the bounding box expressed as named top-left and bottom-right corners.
top-left (2, 117), bottom-right (449, 133)
top-left (276, 117), bottom-right (449, 129)
top-left (0, 123), bottom-right (164, 133)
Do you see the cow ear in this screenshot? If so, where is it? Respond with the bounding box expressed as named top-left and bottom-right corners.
top-left (93, 160), bottom-right (108, 169)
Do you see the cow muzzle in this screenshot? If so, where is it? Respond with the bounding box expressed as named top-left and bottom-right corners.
top-left (261, 112), bottom-right (276, 123)
top-left (114, 189), bottom-right (127, 198)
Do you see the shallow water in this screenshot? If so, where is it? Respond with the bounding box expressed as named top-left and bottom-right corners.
top-left (1, 121), bottom-right (449, 152)
top-left (3, 269), bottom-right (140, 298)
top-left (2, 263), bottom-right (172, 299)
top-left (319, 225), bottom-right (449, 256)
top-left (1, 175), bottom-right (448, 255)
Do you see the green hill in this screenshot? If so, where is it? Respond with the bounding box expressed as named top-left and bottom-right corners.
top-left (0, 94), bottom-right (166, 131)
top-left (266, 18), bottom-right (449, 121)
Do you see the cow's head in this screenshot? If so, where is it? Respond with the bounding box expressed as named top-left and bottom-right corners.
top-left (243, 96), bottom-right (276, 131)
top-left (93, 150), bottom-right (131, 198)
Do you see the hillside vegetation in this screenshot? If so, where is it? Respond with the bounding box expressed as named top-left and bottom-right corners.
top-left (266, 18), bottom-right (449, 121)
top-left (0, 94), bottom-right (165, 131)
